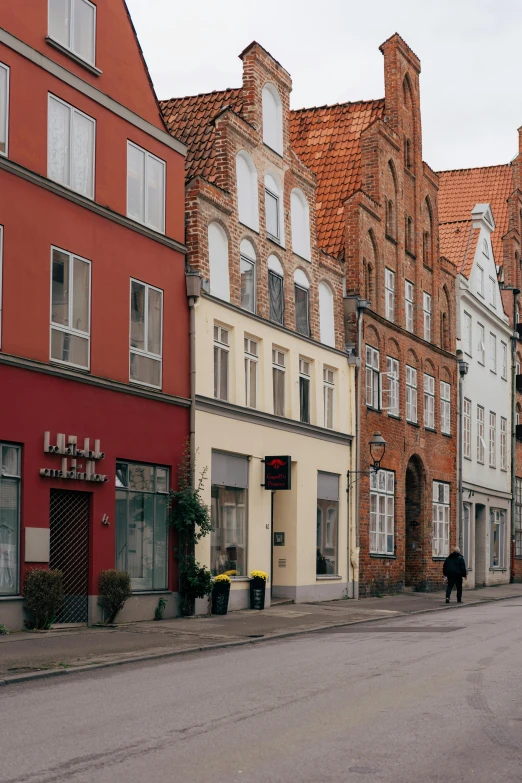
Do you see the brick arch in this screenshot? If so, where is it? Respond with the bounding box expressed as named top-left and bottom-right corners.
top-left (440, 365), bottom-right (452, 383)
top-left (386, 337), bottom-right (401, 360)
top-left (423, 357), bottom-right (436, 377)
top-left (406, 347), bottom-right (419, 368)
top-left (364, 323), bottom-right (381, 350)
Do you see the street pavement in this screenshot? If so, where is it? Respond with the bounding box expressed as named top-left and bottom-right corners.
top-left (2, 597), bottom-right (522, 782)
top-left (2, 583), bottom-right (522, 680)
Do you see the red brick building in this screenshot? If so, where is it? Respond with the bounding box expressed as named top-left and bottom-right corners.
top-left (438, 133), bottom-right (522, 582)
top-left (292, 34), bottom-right (458, 595)
top-left (0, 0), bottom-right (188, 628)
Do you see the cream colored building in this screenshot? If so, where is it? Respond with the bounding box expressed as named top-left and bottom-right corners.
top-left (162, 42), bottom-right (356, 608)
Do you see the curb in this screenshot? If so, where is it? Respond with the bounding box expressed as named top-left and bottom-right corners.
top-left (1, 591), bottom-right (521, 687)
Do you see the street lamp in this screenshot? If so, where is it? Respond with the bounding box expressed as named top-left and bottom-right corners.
top-left (369, 432), bottom-right (386, 471)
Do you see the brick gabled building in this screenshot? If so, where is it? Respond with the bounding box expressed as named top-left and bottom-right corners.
top-left (438, 135), bottom-right (522, 582)
top-left (291, 34), bottom-right (458, 595)
top-left (161, 43), bottom-right (356, 606)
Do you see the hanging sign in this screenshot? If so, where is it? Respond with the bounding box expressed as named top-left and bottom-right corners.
top-left (264, 456), bottom-right (291, 491)
top-left (39, 432), bottom-right (109, 483)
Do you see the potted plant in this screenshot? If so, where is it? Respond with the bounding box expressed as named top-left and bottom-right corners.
top-left (249, 570), bottom-right (268, 610)
top-left (211, 573), bottom-right (231, 615)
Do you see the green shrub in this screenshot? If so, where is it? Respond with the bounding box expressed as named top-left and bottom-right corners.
top-left (179, 556), bottom-right (213, 616)
top-left (98, 569), bottom-right (132, 624)
top-left (154, 596), bottom-right (167, 621)
top-left (24, 569), bottom-right (64, 630)
top-left (0, 624), bottom-right (9, 635)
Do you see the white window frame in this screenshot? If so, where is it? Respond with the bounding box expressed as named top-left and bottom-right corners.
top-left (365, 345), bottom-right (380, 410)
top-left (0, 225), bottom-right (3, 349)
top-left (272, 348), bottom-right (286, 417)
top-left (406, 365), bottom-right (418, 424)
top-left (476, 264), bottom-right (484, 297)
top-left (48, 0), bottom-right (97, 66)
top-left (48, 94), bottom-right (95, 199)
top-left (299, 357), bottom-right (311, 424)
top-left (127, 141), bottom-right (166, 234)
top-left (370, 469), bottom-right (395, 555)
top-left (385, 268), bottom-right (395, 322)
top-left (129, 279), bottom-right (163, 390)
top-left (384, 357), bottom-right (399, 417)
top-left (423, 292), bottom-right (431, 342)
top-left (477, 323), bottom-right (485, 365)
top-left (323, 367), bottom-right (335, 430)
top-left (213, 325), bottom-right (230, 402)
top-left (432, 481), bottom-right (450, 558)
top-left (489, 332), bottom-right (497, 373)
top-left (0, 62), bottom-right (9, 157)
top-left (482, 239), bottom-right (490, 258)
top-left (500, 416), bottom-right (507, 471)
top-left (424, 373), bottom-right (435, 430)
top-left (490, 508), bottom-right (506, 568)
top-left (477, 405), bottom-right (485, 463)
top-left (489, 411), bottom-right (496, 468)
top-left (463, 398), bottom-right (471, 459)
top-left (405, 280), bottom-right (414, 333)
top-left (50, 245), bottom-right (91, 370)
top-left (489, 276), bottom-right (496, 307)
top-left (463, 311), bottom-right (472, 356)
top-left (244, 337), bottom-right (258, 409)
top-left (0, 442), bottom-right (21, 596)
top-left (441, 380), bottom-right (451, 435)
top-left (501, 341), bottom-right (508, 380)
top-left (240, 239), bottom-right (256, 314)
top-left (265, 186), bottom-right (280, 241)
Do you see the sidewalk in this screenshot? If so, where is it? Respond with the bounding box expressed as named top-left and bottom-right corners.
top-left (2, 583), bottom-right (522, 685)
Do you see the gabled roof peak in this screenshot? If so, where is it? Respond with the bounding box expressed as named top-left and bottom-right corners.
top-left (471, 203), bottom-right (495, 232)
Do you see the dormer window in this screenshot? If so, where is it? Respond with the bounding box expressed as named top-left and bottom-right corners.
top-left (49, 0), bottom-right (96, 66)
top-left (262, 84), bottom-right (283, 155)
top-left (482, 238), bottom-right (490, 258)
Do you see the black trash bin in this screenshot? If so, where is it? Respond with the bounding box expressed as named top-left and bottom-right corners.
top-left (249, 577), bottom-right (266, 610)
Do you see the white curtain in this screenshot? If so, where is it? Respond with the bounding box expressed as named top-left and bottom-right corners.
top-left (48, 97), bottom-right (70, 187)
top-left (0, 66), bottom-right (7, 153)
top-left (72, 110), bottom-right (94, 198)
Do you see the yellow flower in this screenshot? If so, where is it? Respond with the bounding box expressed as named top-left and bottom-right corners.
top-left (214, 574), bottom-right (231, 584)
top-left (223, 570), bottom-right (238, 576)
top-left (250, 570), bottom-right (268, 581)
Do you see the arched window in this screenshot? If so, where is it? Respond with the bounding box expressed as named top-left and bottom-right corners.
top-left (319, 282), bottom-right (335, 347)
top-left (404, 138), bottom-right (412, 170)
top-left (405, 216), bottom-right (413, 253)
top-left (208, 222), bottom-right (229, 302)
top-left (265, 173), bottom-right (284, 244)
top-left (291, 188), bottom-right (311, 260)
top-left (386, 199), bottom-right (394, 238)
top-left (240, 239), bottom-right (256, 313)
top-left (236, 151), bottom-right (259, 231)
top-left (294, 269), bottom-right (310, 337)
top-left (423, 198), bottom-right (433, 267)
top-left (262, 83), bottom-right (283, 155)
top-left (268, 255), bottom-right (284, 324)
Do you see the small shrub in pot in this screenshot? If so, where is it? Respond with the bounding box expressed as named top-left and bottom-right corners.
top-left (98, 569), bottom-right (132, 624)
top-left (24, 568), bottom-right (64, 630)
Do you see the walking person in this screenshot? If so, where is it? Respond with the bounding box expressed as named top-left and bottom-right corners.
top-left (443, 546), bottom-right (467, 604)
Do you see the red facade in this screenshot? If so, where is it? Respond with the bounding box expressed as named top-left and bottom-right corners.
top-left (0, 0), bottom-right (188, 627)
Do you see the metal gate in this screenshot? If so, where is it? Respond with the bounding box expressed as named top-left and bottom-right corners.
top-left (49, 490), bottom-right (90, 624)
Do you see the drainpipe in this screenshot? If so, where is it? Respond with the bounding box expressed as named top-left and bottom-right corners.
top-left (185, 271), bottom-right (201, 490)
top-left (511, 290), bottom-right (520, 582)
top-left (456, 352), bottom-right (468, 552)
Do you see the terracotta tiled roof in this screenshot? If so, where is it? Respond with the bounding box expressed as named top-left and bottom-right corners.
top-left (290, 99), bottom-right (385, 258)
top-left (160, 89), bottom-right (244, 183)
top-left (438, 165), bottom-right (513, 265)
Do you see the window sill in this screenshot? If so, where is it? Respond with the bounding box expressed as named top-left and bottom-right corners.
top-left (293, 251), bottom-right (311, 264)
top-left (266, 233), bottom-right (284, 249)
top-left (425, 427), bottom-right (437, 433)
top-left (442, 432), bottom-right (452, 438)
top-left (432, 557), bottom-right (446, 562)
top-left (316, 575), bottom-right (342, 580)
top-left (366, 405), bottom-right (381, 413)
top-left (489, 568), bottom-right (507, 572)
top-left (407, 420), bottom-right (420, 428)
top-left (0, 595), bottom-right (23, 601)
top-left (130, 379), bottom-right (163, 393)
top-left (405, 250), bottom-right (416, 260)
top-left (387, 414), bottom-right (401, 421)
top-left (370, 553), bottom-right (396, 559)
top-left (131, 590), bottom-right (172, 595)
top-left (238, 220), bottom-right (259, 234)
top-left (50, 360), bottom-right (90, 375)
top-left (464, 456), bottom-right (472, 461)
top-left (45, 37), bottom-right (102, 76)
top-left (262, 142), bottom-right (284, 159)
top-left (423, 264), bottom-right (433, 272)
top-left (230, 577), bottom-right (250, 582)
top-left (385, 234), bottom-right (398, 245)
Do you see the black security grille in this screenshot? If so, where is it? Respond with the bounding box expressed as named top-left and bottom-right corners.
top-left (49, 490), bottom-right (90, 624)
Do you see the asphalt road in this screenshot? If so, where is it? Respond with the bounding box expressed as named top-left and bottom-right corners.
top-left (3, 599), bottom-right (522, 783)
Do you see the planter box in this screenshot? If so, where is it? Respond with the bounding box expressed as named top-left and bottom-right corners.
top-left (211, 583), bottom-right (230, 615)
top-left (249, 578), bottom-right (266, 610)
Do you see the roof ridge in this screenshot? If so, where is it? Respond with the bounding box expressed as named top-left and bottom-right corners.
top-left (291, 97), bottom-right (385, 114)
top-left (160, 86), bottom-right (242, 105)
top-left (437, 163), bottom-right (512, 175)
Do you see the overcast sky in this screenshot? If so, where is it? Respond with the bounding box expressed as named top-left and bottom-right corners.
top-left (126, 0), bottom-right (522, 173)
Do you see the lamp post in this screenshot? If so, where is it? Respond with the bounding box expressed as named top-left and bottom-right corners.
top-left (456, 351), bottom-right (469, 553)
top-left (348, 432), bottom-right (387, 484)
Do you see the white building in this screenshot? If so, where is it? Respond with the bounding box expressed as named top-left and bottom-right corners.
top-left (455, 204), bottom-right (512, 586)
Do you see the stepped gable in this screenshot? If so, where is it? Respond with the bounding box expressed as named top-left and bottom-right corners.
top-left (290, 99), bottom-right (385, 258)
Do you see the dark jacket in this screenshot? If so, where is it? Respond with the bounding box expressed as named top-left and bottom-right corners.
top-left (443, 551), bottom-right (467, 579)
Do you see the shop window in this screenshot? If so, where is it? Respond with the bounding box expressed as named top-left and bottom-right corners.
top-left (0, 62), bottom-right (9, 156)
top-left (272, 348), bottom-right (286, 416)
top-left (294, 269), bottom-right (310, 337)
top-left (323, 367), bottom-right (334, 430)
top-left (240, 239), bottom-right (256, 313)
top-left (299, 358), bottom-right (311, 424)
top-left (211, 452), bottom-right (248, 577)
top-left (370, 469), bottom-right (394, 555)
top-left (130, 279), bottom-right (163, 388)
top-left (268, 255), bottom-right (284, 325)
top-left (317, 472), bottom-right (339, 575)
top-left (0, 443), bottom-right (21, 596)
top-left (48, 0), bottom-right (96, 65)
top-left (214, 325), bottom-right (229, 401)
top-left (51, 246), bottom-right (91, 370)
top-left (291, 188), bottom-right (311, 261)
top-left (236, 151), bottom-right (259, 231)
top-left (127, 141), bottom-right (165, 234)
top-left (48, 94), bottom-right (95, 199)
top-left (262, 83), bottom-right (283, 155)
top-left (319, 282), bottom-right (335, 347)
top-left (208, 222), bottom-right (230, 302)
top-left (490, 509), bottom-right (506, 568)
top-left (115, 462), bottom-right (169, 591)
top-left (432, 481), bottom-right (450, 557)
